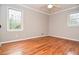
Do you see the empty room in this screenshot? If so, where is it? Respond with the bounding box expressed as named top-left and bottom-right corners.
top-left (0, 4), bottom-right (79, 55)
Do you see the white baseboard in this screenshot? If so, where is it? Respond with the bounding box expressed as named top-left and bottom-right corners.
top-left (1, 35), bottom-right (79, 46)
top-left (1, 35), bottom-right (47, 44)
top-left (50, 35), bottom-right (79, 42)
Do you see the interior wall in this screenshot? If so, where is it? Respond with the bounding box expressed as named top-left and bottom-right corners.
top-left (0, 4), bottom-right (49, 42)
top-left (1, 4), bottom-right (79, 42)
top-left (49, 7), bottom-right (79, 40)
top-left (0, 5), bottom-right (2, 41)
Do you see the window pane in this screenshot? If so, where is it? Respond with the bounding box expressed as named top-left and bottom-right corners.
top-left (8, 8), bottom-right (23, 31)
top-left (69, 13), bottom-right (79, 26)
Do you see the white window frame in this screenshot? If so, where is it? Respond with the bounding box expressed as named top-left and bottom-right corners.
top-left (68, 13), bottom-right (79, 27)
top-left (7, 7), bottom-right (23, 31)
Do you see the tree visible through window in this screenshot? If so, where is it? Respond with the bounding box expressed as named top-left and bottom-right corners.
top-left (7, 8), bottom-right (23, 31)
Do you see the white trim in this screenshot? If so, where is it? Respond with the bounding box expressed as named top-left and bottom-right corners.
top-left (50, 35), bottom-right (79, 42)
top-left (19, 5), bottom-right (79, 15)
top-left (1, 35), bottom-right (47, 44)
top-left (7, 7), bottom-right (24, 31)
top-left (51, 6), bottom-right (79, 15)
top-left (18, 5), bottom-right (50, 15)
top-left (1, 35), bottom-right (79, 46)
top-left (1, 35), bottom-right (79, 44)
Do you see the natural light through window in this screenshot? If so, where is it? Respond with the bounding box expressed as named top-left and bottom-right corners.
top-left (69, 13), bottom-right (79, 27)
top-left (7, 8), bottom-right (23, 31)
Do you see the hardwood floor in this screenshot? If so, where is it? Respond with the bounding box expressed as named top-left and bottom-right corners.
top-left (1, 36), bottom-right (79, 55)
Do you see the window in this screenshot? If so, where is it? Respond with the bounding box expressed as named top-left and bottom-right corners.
top-left (7, 8), bottom-right (23, 31)
top-left (69, 13), bottom-right (79, 27)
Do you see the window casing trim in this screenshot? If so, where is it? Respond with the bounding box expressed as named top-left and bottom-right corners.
top-left (7, 7), bottom-right (23, 31)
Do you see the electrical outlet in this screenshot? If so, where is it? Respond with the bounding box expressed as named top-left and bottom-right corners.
top-left (41, 33), bottom-right (44, 35)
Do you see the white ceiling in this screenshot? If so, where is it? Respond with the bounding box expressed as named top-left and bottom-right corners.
top-left (23, 4), bottom-right (79, 15)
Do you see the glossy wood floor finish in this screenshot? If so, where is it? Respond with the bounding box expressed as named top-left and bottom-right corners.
top-left (1, 36), bottom-right (79, 55)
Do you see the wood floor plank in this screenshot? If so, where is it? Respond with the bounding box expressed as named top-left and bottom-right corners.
top-left (1, 36), bottom-right (79, 55)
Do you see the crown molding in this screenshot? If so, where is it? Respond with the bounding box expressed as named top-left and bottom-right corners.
top-left (18, 4), bottom-right (50, 15)
top-left (19, 5), bottom-right (79, 16)
top-left (51, 6), bottom-right (79, 15)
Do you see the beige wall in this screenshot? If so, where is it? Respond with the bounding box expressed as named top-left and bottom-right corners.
top-left (0, 4), bottom-right (49, 42)
top-left (0, 5), bottom-right (1, 40)
top-left (49, 7), bottom-right (79, 40)
top-left (1, 4), bottom-right (79, 42)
